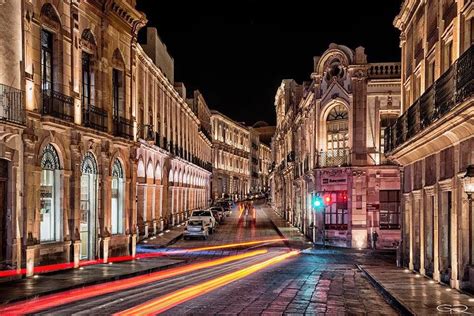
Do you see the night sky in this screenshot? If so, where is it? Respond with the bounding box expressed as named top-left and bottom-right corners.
top-left (136, 1), bottom-right (402, 126)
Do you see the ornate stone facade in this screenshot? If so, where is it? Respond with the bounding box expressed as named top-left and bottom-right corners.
top-left (210, 111), bottom-right (251, 200)
top-left (388, 0), bottom-right (474, 291)
top-left (271, 44), bottom-right (402, 249)
top-left (0, 0), bottom-right (211, 276)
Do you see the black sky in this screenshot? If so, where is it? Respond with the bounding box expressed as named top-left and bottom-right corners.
top-left (136, 1), bottom-right (402, 126)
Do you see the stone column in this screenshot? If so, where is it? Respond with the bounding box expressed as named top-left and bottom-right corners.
top-left (349, 48), bottom-right (368, 166)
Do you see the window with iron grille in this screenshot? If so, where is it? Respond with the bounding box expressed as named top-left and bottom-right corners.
top-left (379, 190), bottom-right (400, 229)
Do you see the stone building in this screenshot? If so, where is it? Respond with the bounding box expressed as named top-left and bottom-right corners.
top-left (386, 0), bottom-right (473, 291)
top-left (0, 0), bottom-right (211, 276)
top-left (210, 111), bottom-right (251, 200)
top-left (271, 44), bottom-right (402, 249)
top-left (258, 142), bottom-right (272, 193)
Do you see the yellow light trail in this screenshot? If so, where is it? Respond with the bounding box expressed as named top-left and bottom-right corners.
top-left (116, 250), bottom-right (300, 316)
top-left (0, 250), bottom-right (267, 315)
top-left (179, 238), bottom-right (287, 252)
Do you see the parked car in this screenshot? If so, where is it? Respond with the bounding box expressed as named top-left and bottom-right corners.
top-left (189, 209), bottom-right (216, 233)
top-left (214, 201), bottom-right (231, 216)
top-left (209, 206), bottom-right (225, 223)
top-left (183, 219), bottom-right (209, 240)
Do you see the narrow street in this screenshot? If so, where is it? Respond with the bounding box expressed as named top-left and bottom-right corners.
top-left (1, 201), bottom-right (398, 315)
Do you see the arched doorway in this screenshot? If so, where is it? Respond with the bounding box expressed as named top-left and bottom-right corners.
top-left (0, 160), bottom-right (8, 267)
top-left (80, 152), bottom-right (98, 260)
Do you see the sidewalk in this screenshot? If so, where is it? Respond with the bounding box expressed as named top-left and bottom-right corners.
top-left (0, 229), bottom-right (186, 305)
top-left (359, 265), bottom-right (474, 315)
top-left (138, 223), bottom-right (184, 249)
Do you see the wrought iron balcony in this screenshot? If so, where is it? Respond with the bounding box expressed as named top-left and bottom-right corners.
top-left (385, 44), bottom-right (473, 154)
top-left (0, 83), bottom-right (25, 125)
top-left (137, 124), bottom-right (155, 141)
top-left (113, 116), bottom-right (134, 140)
top-left (42, 89), bottom-right (74, 122)
top-left (82, 105), bottom-right (108, 132)
top-left (318, 149), bottom-right (350, 167)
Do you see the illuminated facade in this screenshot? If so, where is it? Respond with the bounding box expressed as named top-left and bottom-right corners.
top-left (387, 0), bottom-right (473, 291)
top-left (210, 111), bottom-right (251, 200)
top-left (0, 0), bottom-right (211, 275)
top-left (271, 44), bottom-right (402, 248)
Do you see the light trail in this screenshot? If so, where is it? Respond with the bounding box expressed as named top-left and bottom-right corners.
top-left (176, 238), bottom-right (287, 252)
top-left (116, 250), bottom-right (300, 316)
top-left (0, 250), bottom-right (267, 315)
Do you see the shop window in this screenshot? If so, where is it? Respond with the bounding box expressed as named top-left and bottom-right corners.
top-left (324, 191), bottom-right (348, 230)
top-left (111, 159), bottom-right (124, 234)
top-left (40, 144), bottom-right (61, 242)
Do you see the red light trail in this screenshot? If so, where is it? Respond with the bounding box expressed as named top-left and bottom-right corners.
top-left (0, 250), bottom-right (267, 315)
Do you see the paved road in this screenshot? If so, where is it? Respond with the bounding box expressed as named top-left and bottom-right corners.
top-left (6, 201), bottom-right (397, 315)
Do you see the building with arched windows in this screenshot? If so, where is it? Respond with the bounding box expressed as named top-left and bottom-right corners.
top-left (271, 44), bottom-right (402, 249)
top-left (0, 0), bottom-right (211, 277)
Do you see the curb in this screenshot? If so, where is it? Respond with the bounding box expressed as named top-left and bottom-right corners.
top-left (0, 259), bottom-right (186, 306)
top-left (356, 264), bottom-right (414, 316)
top-left (164, 233), bottom-right (183, 247)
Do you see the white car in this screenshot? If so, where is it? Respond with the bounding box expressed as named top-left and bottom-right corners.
top-left (183, 219), bottom-right (209, 240)
top-left (189, 209), bottom-right (216, 233)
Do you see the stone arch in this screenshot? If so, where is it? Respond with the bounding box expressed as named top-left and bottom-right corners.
top-left (111, 157), bottom-right (124, 179)
top-left (137, 157), bottom-right (145, 179)
top-left (155, 162), bottom-right (162, 181)
top-left (169, 168), bottom-right (174, 184)
top-left (37, 135), bottom-right (67, 170)
top-left (81, 151), bottom-right (98, 175)
top-left (146, 159), bottom-right (154, 180)
top-left (315, 45), bottom-right (353, 75)
top-left (41, 143), bottom-right (61, 170)
top-left (81, 29), bottom-right (97, 48)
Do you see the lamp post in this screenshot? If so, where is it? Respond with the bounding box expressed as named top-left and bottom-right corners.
top-left (462, 165), bottom-right (474, 266)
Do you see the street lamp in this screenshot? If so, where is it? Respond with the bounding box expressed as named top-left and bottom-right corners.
top-left (462, 165), bottom-right (474, 265)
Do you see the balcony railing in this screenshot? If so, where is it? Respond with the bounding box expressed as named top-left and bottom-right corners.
top-left (83, 105), bottom-right (108, 132)
top-left (0, 83), bottom-right (25, 125)
top-left (385, 44), bottom-right (473, 154)
top-left (42, 89), bottom-right (74, 122)
top-left (137, 124), bottom-right (155, 141)
top-left (367, 62), bottom-right (401, 79)
top-left (318, 149), bottom-right (350, 167)
top-left (113, 116), bottom-right (134, 140)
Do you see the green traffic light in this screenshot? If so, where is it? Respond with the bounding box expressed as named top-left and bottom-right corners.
top-left (313, 197), bottom-right (323, 208)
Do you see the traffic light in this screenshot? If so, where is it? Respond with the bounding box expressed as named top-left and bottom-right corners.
top-left (312, 196), bottom-right (323, 208)
top-left (324, 195), bottom-right (332, 205)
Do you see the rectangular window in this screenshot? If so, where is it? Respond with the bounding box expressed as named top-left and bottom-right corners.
top-left (111, 178), bottom-right (123, 234)
top-left (112, 69), bottom-right (124, 118)
top-left (41, 30), bottom-right (53, 93)
top-left (324, 191), bottom-right (348, 230)
top-left (82, 52), bottom-right (93, 108)
top-left (379, 190), bottom-right (401, 229)
top-left (426, 60), bottom-right (435, 87)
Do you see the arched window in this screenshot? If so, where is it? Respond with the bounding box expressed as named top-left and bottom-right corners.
top-left (326, 104), bottom-right (349, 160)
top-left (111, 159), bottom-right (124, 235)
top-left (80, 152), bottom-right (98, 259)
top-left (40, 144), bottom-right (61, 242)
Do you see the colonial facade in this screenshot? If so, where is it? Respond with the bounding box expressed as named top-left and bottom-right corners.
top-left (0, 0), bottom-right (211, 276)
top-left (210, 111), bottom-right (251, 200)
top-left (271, 44), bottom-right (402, 249)
top-left (386, 0), bottom-right (473, 291)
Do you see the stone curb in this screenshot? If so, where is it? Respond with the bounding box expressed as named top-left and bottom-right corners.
top-left (356, 264), bottom-right (414, 316)
top-left (0, 259), bottom-right (186, 305)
